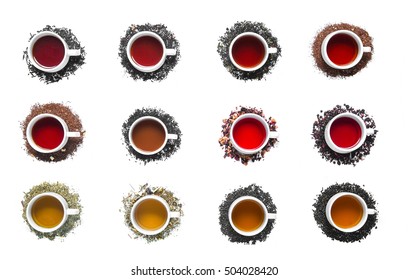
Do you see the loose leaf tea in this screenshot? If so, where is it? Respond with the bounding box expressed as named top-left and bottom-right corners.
top-left (119, 23), bottom-right (180, 81)
top-left (21, 103), bottom-right (85, 162)
top-left (313, 182), bottom-right (378, 242)
top-left (122, 107), bottom-right (181, 164)
top-left (122, 184), bottom-right (183, 242)
top-left (22, 182), bottom-right (82, 241)
top-left (219, 106), bottom-right (278, 165)
top-left (219, 184), bottom-right (277, 244)
top-left (217, 21), bottom-right (281, 80)
top-left (312, 104), bottom-right (377, 165)
top-left (312, 23), bottom-right (373, 77)
top-left (23, 25), bottom-right (86, 83)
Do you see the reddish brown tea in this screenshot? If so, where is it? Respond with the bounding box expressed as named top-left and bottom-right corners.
top-left (32, 36), bottom-right (65, 68)
top-left (231, 35), bottom-right (265, 69)
top-left (130, 36), bottom-right (164, 67)
top-left (32, 117), bottom-right (64, 150)
top-left (327, 33), bottom-right (358, 66)
top-left (131, 119), bottom-right (166, 152)
top-left (330, 117), bottom-right (362, 149)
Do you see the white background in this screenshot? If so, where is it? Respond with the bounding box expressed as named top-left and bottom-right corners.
top-left (0, 0), bottom-right (406, 279)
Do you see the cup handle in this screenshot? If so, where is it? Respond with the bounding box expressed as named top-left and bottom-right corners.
top-left (67, 131), bottom-right (81, 138)
top-left (268, 47), bottom-right (278, 54)
top-left (366, 128), bottom-right (375, 135)
top-left (67, 208), bottom-right (80, 215)
top-left (170, 211), bottom-right (180, 218)
top-left (267, 213), bottom-right (277, 219)
top-left (167, 133), bottom-right (178, 140)
top-left (269, 131), bottom-right (279, 139)
top-left (363, 46), bottom-right (371, 53)
top-left (166, 49), bottom-right (177, 56)
top-left (68, 49), bottom-right (81, 56)
top-left (367, 208), bottom-right (376, 215)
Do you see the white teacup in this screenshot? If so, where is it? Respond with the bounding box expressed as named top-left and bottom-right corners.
top-left (228, 196), bottom-right (276, 236)
top-left (326, 192), bottom-right (376, 233)
top-left (131, 195), bottom-right (180, 235)
top-left (126, 31), bottom-right (177, 72)
top-left (321, 30), bottom-right (371, 70)
top-left (27, 31), bottom-right (81, 73)
top-left (26, 192), bottom-right (80, 233)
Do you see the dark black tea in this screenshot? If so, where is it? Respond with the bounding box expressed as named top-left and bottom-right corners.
top-left (231, 35), bottom-right (265, 68)
top-left (32, 36), bottom-right (65, 68)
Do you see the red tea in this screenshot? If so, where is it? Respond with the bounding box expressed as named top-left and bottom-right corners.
top-left (231, 35), bottom-right (265, 68)
top-left (327, 33), bottom-right (358, 66)
top-left (330, 117), bottom-right (362, 148)
top-left (32, 36), bottom-right (65, 68)
top-left (130, 36), bottom-right (164, 67)
top-left (232, 118), bottom-right (266, 150)
top-left (32, 117), bottom-right (64, 150)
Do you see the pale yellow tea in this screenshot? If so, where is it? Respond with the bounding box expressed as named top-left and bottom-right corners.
top-left (135, 199), bottom-right (168, 231)
top-left (231, 199), bottom-right (264, 232)
top-left (331, 195), bottom-right (363, 229)
top-left (32, 196), bottom-right (64, 228)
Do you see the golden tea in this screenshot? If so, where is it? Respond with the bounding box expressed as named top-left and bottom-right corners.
top-left (135, 198), bottom-right (168, 231)
top-left (31, 196), bottom-right (64, 228)
top-left (231, 199), bottom-right (264, 232)
top-left (331, 195), bottom-right (363, 229)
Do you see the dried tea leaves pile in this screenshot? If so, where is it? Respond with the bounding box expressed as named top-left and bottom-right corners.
top-left (22, 182), bottom-right (82, 241)
top-left (21, 102), bottom-right (85, 162)
top-left (312, 23), bottom-right (373, 77)
top-left (219, 184), bottom-right (277, 244)
top-left (122, 184), bottom-right (183, 242)
top-left (217, 21), bottom-right (281, 80)
top-left (219, 106), bottom-right (278, 165)
top-left (122, 107), bottom-right (182, 164)
top-left (23, 25), bottom-right (86, 83)
top-left (313, 182), bottom-right (378, 242)
top-left (312, 104), bottom-right (377, 165)
top-left (119, 23), bottom-right (180, 81)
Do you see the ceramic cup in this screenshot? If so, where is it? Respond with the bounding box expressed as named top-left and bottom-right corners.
top-left (325, 192), bottom-right (376, 233)
top-left (321, 30), bottom-right (371, 70)
top-left (126, 31), bottom-right (177, 72)
top-left (27, 31), bottom-right (81, 73)
top-left (130, 195), bottom-right (180, 235)
top-left (26, 113), bottom-right (81, 154)
top-left (26, 192), bottom-right (80, 233)
top-left (229, 32), bottom-right (277, 71)
top-left (324, 112), bottom-right (374, 154)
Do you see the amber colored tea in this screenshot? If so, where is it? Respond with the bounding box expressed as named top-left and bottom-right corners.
top-left (31, 196), bottom-right (64, 228)
top-left (135, 199), bottom-right (168, 231)
top-left (131, 119), bottom-right (166, 152)
top-left (331, 195), bottom-right (363, 229)
top-left (231, 199), bottom-right (264, 232)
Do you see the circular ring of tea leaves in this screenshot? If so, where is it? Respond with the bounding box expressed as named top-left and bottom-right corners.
top-left (119, 23), bottom-right (180, 81)
top-left (312, 182), bottom-right (378, 243)
top-left (312, 104), bottom-right (377, 166)
top-left (122, 184), bottom-right (183, 242)
top-left (312, 23), bottom-right (373, 77)
top-left (217, 21), bottom-right (281, 80)
top-left (219, 106), bottom-right (278, 165)
top-left (23, 25), bottom-right (86, 84)
top-left (122, 107), bottom-right (182, 164)
top-left (219, 184), bottom-right (277, 244)
top-left (22, 182), bottom-right (82, 241)
top-left (21, 102), bottom-right (85, 162)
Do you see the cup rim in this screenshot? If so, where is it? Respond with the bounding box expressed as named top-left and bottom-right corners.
top-left (26, 113), bottom-right (70, 154)
top-left (27, 31), bottom-right (71, 73)
top-left (320, 29), bottom-right (364, 70)
top-left (130, 195), bottom-right (171, 235)
top-left (324, 112), bottom-right (367, 154)
top-left (26, 192), bottom-right (69, 233)
top-left (126, 31), bottom-right (167, 73)
top-left (229, 32), bottom-right (270, 72)
top-left (128, 116), bottom-right (169, 156)
top-left (229, 113), bottom-right (270, 155)
top-left (325, 192), bottom-right (369, 233)
top-left (228, 196), bottom-right (270, 236)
